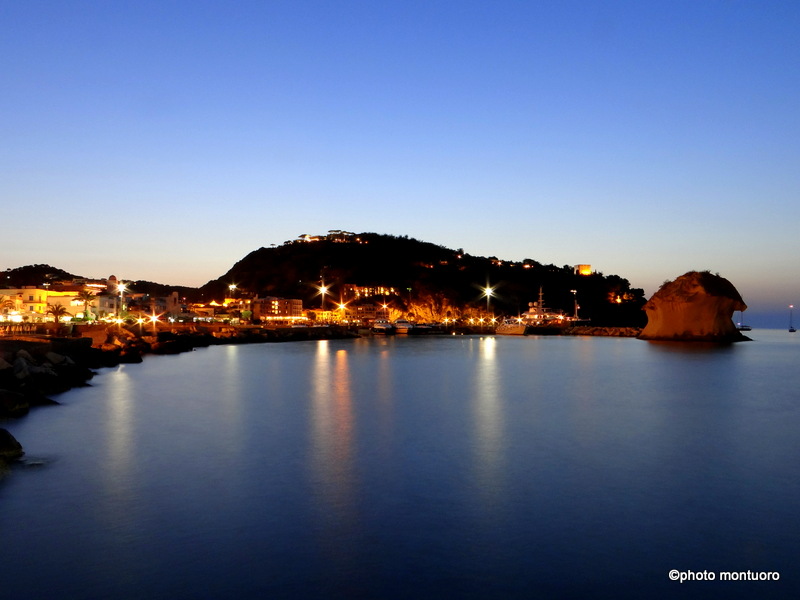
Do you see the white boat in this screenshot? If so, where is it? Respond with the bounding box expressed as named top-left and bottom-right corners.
top-left (393, 319), bottom-right (415, 334)
top-left (736, 311), bottom-right (751, 331)
top-left (371, 319), bottom-right (395, 334)
top-left (495, 287), bottom-right (582, 335)
top-left (495, 319), bottom-right (527, 335)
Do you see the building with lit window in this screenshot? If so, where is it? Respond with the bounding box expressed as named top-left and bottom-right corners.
top-left (342, 284), bottom-right (399, 302)
top-left (0, 287), bottom-right (95, 322)
top-left (251, 297), bottom-right (304, 322)
top-left (575, 264), bottom-right (593, 276)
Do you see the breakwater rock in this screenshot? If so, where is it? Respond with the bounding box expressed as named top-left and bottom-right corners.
top-left (0, 339), bottom-right (96, 418)
top-left (0, 428), bottom-right (24, 477)
top-left (0, 428), bottom-right (24, 460)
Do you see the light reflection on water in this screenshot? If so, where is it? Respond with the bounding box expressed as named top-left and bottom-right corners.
top-left (310, 346), bottom-right (354, 506)
top-left (470, 337), bottom-right (506, 515)
top-left (99, 365), bottom-right (136, 549)
top-left (1, 331), bottom-right (800, 599)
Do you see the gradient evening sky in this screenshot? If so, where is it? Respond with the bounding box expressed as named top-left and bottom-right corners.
top-left (3, 1), bottom-right (799, 325)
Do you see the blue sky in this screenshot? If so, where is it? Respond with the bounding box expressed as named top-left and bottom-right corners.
top-left (3, 1), bottom-right (799, 325)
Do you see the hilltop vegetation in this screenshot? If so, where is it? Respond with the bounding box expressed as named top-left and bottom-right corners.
top-left (201, 233), bottom-right (646, 326)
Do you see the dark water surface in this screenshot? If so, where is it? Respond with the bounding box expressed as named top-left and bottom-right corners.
top-left (2, 331), bottom-right (800, 599)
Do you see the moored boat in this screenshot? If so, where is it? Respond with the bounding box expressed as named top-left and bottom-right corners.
top-left (495, 287), bottom-right (584, 335)
top-left (736, 311), bottom-right (751, 331)
top-left (393, 319), bottom-right (415, 334)
top-left (495, 319), bottom-right (527, 335)
top-left (371, 319), bottom-right (396, 334)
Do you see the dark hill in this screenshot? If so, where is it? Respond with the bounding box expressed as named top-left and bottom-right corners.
top-left (2, 264), bottom-right (79, 287)
top-left (201, 233), bottom-right (646, 326)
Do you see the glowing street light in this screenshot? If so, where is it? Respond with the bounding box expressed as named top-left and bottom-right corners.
top-left (317, 282), bottom-right (329, 311)
top-left (483, 285), bottom-right (495, 315)
top-left (117, 282), bottom-right (127, 318)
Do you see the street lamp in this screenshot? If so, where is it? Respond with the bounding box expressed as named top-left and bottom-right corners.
top-left (149, 312), bottom-right (160, 334)
top-left (313, 281), bottom-right (330, 323)
top-left (117, 282), bottom-right (127, 318)
top-left (318, 283), bottom-right (329, 310)
top-left (483, 285), bottom-right (495, 315)
top-left (570, 289), bottom-right (578, 319)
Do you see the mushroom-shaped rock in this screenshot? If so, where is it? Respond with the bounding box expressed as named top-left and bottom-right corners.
top-left (639, 271), bottom-right (749, 342)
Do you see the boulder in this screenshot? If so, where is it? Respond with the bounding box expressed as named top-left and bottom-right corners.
top-left (639, 271), bottom-right (749, 342)
top-left (119, 347), bottom-right (144, 363)
top-left (0, 428), bottom-right (24, 460)
top-left (45, 351), bottom-right (75, 367)
top-left (0, 389), bottom-right (29, 418)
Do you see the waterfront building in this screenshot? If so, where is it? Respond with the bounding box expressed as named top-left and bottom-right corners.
top-left (251, 297), bottom-right (304, 323)
top-left (342, 284), bottom-right (399, 302)
top-left (0, 286), bottom-right (97, 322)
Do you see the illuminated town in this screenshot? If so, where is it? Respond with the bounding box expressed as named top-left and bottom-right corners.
top-left (1, 231), bottom-right (651, 342)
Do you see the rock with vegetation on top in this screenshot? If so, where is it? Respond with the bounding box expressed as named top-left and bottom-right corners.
top-left (639, 271), bottom-right (749, 342)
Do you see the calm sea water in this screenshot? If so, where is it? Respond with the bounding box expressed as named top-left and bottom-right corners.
top-left (2, 331), bottom-right (800, 599)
